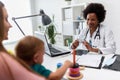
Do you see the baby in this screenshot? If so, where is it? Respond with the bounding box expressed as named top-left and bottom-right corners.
top-left (15, 36), bottom-right (73, 80)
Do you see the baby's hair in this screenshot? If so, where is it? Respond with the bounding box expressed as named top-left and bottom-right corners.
top-left (15, 36), bottom-right (44, 64)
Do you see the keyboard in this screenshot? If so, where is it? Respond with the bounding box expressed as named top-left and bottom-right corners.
top-left (50, 47), bottom-right (61, 53)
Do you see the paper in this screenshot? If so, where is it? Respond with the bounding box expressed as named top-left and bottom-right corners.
top-left (76, 54), bottom-right (103, 68)
top-left (103, 55), bottom-right (120, 71)
top-left (102, 54), bottom-right (115, 67)
top-left (103, 56), bottom-right (116, 66)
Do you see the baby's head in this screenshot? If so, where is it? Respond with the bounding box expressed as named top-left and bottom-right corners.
top-left (15, 36), bottom-right (45, 65)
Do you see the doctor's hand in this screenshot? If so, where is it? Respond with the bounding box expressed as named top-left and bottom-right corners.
top-left (71, 40), bottom-right (79, 49)
top-left (82, 41), bottom-right (92, 51)
top-left (82, 41), bottom-right (99, 53)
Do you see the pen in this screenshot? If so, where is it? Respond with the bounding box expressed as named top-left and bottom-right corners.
top-left (112, 54), bottom-right (116, 58)
top-left (98, 56), bottom-right (105, 69)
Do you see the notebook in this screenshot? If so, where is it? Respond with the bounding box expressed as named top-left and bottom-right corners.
top-left (34, 31), bottom-right (70, 57)
top-left (76, 54), bottom-right (104, 69)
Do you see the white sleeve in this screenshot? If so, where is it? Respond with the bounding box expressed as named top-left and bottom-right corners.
top-left (77, 27), bottom-right (89, 43)
top-left (99, 27), bottom-right (116, 54)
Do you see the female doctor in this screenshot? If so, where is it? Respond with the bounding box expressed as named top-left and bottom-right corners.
top-left (71, 3), bottom-right (116, 54)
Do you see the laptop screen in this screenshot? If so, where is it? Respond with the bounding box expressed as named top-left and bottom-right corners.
top-left (34, 31), bottom-right (51, 55)
top-left (34, 31), bottom-right (70, 57)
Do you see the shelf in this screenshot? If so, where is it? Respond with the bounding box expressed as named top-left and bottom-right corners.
top-left (73, 19), bottom-right (85, 22)
top-left (61, 3), bottom-right (88, 46)
top-left (62, 19), bottom-right (85, 22)
top-left (62, 3), bottom-right (88, 8)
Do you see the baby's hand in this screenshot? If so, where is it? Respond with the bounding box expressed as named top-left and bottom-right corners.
top-left (64, 60), bottom-right (73, 68)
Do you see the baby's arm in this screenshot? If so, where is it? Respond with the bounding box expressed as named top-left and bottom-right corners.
top-left (48, 60), bottom-right (73, 80)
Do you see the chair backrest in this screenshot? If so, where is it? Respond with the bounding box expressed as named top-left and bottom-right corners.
top-left (0, 52), bottom-right (46, 80)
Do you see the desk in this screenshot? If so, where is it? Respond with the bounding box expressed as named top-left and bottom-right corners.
top-left (3, 39), bottom-right (120, 79)
top-left (43, 53), bottom-right (120, 80)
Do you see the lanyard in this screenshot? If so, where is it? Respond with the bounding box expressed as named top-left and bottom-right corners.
top-left (89, 37), bottom-right (92, 47)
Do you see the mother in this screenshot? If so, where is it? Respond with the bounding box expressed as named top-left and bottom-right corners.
top-left (0, 1), bottom-right (46, 80)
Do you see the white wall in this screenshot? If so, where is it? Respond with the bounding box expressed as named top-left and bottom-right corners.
top-left (31, 0), bottom-right (120, 54)
top-left (30, 0), bottom-right (67, 33)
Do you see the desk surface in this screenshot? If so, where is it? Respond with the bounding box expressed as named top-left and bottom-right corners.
top-left (3, 39), bottom-right (120, 80)
top-left (43, 53), bottom-right (120, 80)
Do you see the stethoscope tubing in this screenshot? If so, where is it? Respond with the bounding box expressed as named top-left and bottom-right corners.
top-left (84, 25), bottom-right (101, 40)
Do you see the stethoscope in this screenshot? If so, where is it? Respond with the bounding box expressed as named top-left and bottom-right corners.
top-left (84, 25), bottom-right (101, 47)
top-left (84, 25), bottom-right (101, 40)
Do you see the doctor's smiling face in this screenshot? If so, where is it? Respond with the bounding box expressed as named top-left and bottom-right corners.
top-left (83, 3), bottom-right (106, 30)
top-left (86, 13), bottom-right (99, 29)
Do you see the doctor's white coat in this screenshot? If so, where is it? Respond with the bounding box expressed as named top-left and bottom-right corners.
top-left (76, 24), bottom-right (116, 54)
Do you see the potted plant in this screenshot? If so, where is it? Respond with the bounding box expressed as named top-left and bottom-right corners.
top-left (45, 15), bottom-right (56, 44)
top-left (38, 10), bottom-right (56, 44)
top-left (45, 23), bottom-right (56, 44)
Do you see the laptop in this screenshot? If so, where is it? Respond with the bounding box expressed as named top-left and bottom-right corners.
top-left (34, 31), bottom-right (70, 57)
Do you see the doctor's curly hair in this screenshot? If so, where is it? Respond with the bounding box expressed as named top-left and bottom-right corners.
top-left (83, 3), bottom-right (106, 23)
